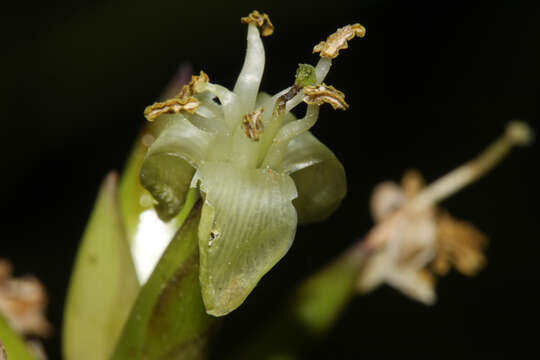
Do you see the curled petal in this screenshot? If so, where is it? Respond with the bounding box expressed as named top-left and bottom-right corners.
top-left (193, 161), bottom-right (298, 316)
top-left (140, 115), bottom-right (214, 221)
top-left (280, 132), bottom-right (346, 224)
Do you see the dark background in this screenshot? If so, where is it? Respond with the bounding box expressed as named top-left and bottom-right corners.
top-left (1, 0), bottom-right (538, 359)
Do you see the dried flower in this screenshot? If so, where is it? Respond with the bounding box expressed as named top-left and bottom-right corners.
top-left (0, 259), bottom-right (50, 337)
top-left (358, 121), bottom-right (533, 304)
top-left (139, 11), bottom-right (364, 315)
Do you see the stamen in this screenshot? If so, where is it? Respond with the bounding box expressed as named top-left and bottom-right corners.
top-left (177, 70), bottom-right (210, 99)
top-left (273, 104), bottom-right (320, 144)
top-left (303, 83), bottom-right (349, 110)
top-left (143, 71), bottom-right (209, 122)
top-left (274, 86), bottom-right (301, 116)
top-left (144, 97), bottom-right (200, 121)
top-left (198, 82), bottom-right (240, 130)
top-left (411, 121), bottom-right (534, 209)
top-left (256, 88), bottom-right (297, 165)
top-left (313, 23), bottom-right (366, 59)
top-left (240, 10), bottom-right (274, 37)
top-left (234, 19), bottom-right (267, 114)
top-left (241, 107), bottom-right (265, 141)
top-left (314, 57), bottom-right (333, 83)
top-left (262, 105), bottom-right (320, 169)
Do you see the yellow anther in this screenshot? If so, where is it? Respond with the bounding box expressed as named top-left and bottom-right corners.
top-left (241, 107), bottom-right (265, 141)
top-left (176, 71), bottom-right (210, 99)
top-left (241, 10), bottom-right (274, 37)
top-left (144, 97), bottom-right (200, 122)
top-left (313, 23), bottom-right (366, 59)
top-left (303, 83), bottom-right (349, 110)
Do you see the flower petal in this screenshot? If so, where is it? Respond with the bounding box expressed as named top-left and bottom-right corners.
top-left (280, 132), bottom-right (346, 224)
top-left (193, 161), bottom-right (298, 316)
top-left (140, 115), bottom-right (214, 221)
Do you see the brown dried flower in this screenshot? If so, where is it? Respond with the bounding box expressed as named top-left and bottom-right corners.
top-left (0, 259), bottom-right (51, 337)
top-left (358, 121), bottom-right (533, 304)
top-left (359, 170), bottom-right (488, 304)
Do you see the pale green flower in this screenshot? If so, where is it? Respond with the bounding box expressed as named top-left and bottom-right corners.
top-left (139, 11), bottom-right (365, 316)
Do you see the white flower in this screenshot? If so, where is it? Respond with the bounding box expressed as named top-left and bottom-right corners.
top-left (139, 11), bottom-right (365, 315)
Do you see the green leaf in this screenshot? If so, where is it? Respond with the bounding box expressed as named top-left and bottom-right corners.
top-left (195, 161), bottom-right (298, 316)
top-left (0, 314), bottom-right (35, 360)
top-left (63, 172), bottom-right (139, 360)
top-left (118, 127), bottom-right (152, 246)
top-left (281, 131), bottom-right (347, 224)
top-left (110, 190), bottom-right (220, 360)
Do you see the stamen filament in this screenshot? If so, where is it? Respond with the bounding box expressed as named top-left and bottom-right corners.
top-left (411, 121), bottom-right (533, 210)
top-left (199, 83), bottom-right (240, 131)
top-left (315, 57), bottom-right (332, 83)
top-left (233, 24), bottom-right (266, 114)
top-left (262, 105), bottom-right (320, 169)
top-left (273, 104), bottom-right (320, 144)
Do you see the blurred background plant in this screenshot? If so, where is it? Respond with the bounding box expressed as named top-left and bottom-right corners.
top-left (0, 1), bottom-right (538, 359)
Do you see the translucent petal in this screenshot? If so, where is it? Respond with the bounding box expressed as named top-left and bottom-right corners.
top-left (140, 115), bottom-right (214, 221)
top-left (193, 161), bottom-right (298, 316)
top-left (281, 132), bottom-right (347, 224)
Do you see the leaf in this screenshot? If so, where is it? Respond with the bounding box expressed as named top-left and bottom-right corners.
top-left (63, 172), bottom-right (139, 360)
top-left (118, 127), bottom-right (153, 247)
top-left (194, 161), bottom-right (298, 316)
top-left (0, 314), bottom-right (35, 360)
top-left (281, 131), bottom-right (347, 224)
top-left (110, 190), bottom-right (220, 360)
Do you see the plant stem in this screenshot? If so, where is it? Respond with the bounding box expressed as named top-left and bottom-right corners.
top-left (230, 243), bottom-right (366, 359)
top-left (110, 189), bottom-right (220, 360)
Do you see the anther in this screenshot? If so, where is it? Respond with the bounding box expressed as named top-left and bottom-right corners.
top-left (241, 107), bottom-right (265, 141)
top-left (241, 10), bottom-right (274, 37)
top-left (303, 83), bottom-right (349, 110)
top-left (313, 23), bottom-right (366, 59)
top-left (144, 97), bottom-right (200, 121)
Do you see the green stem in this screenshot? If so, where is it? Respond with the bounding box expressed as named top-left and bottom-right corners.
top-left (230, 244), bottom-right (365, 359)
top-left (0, 314), bottom-right (35, 360)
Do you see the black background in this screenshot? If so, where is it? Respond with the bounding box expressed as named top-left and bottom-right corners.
top-left (1, 0), bottom-right (538, 359)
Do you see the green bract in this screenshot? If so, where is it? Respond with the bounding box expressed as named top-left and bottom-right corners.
top-left (140, 13), bottom-right (358, 316)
